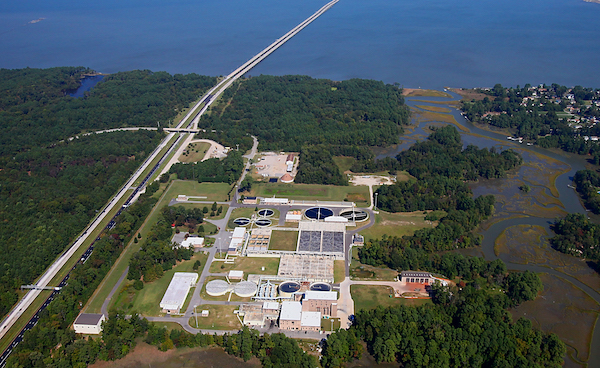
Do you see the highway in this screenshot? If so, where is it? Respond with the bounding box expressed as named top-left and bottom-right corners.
top-left (0, 0), bottom-right (338, 365)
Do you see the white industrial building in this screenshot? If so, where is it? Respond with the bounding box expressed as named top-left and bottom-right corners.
top-left (180, 237), bottom-right (204, 249)
top-left (228, 227), bottom-right (246, 255)
top-left (160, 272), bottom-right (198, 313)
top-left (73, 313), bottom-right (105, 334)
top-left (300, 311), bottom-right (321, 332)
top-left (262, 197), bottom-right (289, 205)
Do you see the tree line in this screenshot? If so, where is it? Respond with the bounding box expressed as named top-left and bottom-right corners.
top-left (169, 150), bottom-right (244, 184)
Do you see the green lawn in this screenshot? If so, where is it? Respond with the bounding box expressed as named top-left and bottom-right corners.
top-left (251, 183), bottom-right (371, 207)
top-left (165, 180), bottom-right (232, 202)
top-left (112, 252), bottom-right (209, 316)
top-left (360, 210), bottom-right (437, 241)
top-left (269, 230), bottom-right (299, 251)
top-left (179, 142), bottom-right (211, 163)
top-left (321, 318), bottom-right (341, 331)
top-left (334, 260), bottom-right (346, 283)
top-left (351, 285), bottom-right (432, 311)
top-left (209, 256), bottom-right (279, 275)
top-left (333, 156), bottom-right (356, 173)
top-left (188, 304), bottom-right (241, 330)
top-left (350, 248), bottom-right (398, 281)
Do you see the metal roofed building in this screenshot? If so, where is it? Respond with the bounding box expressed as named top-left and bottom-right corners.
top-left (160, 272), bottom-right (199, 313)
top-left (279, 301), bottom-right (302, 330)
top-left (73, 313), bottom-right (105, 334)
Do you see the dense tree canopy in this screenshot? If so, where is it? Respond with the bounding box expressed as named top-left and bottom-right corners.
top-left (197, 75), bottom-right (410, 152)
top-left (551, 213), bottom-right (600, 261)
top-left (169, 150), bottom-right (244, 184)
top-left (0, 67), bottom-right (215, 320)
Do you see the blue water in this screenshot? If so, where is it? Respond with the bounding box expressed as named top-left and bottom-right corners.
top-left (67, 75), bottom-right (103, 98)
top-left (1, 0), bottom-right (599, 88)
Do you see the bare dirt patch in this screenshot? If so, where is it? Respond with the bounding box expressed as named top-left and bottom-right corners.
top-left (402, 88), bottom-right (452, 98)
top-left (449, 87), bottom-right (490, 101)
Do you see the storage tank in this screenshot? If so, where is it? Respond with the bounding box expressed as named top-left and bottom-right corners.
top-left (234, 281), bottom-right (258, 298)
top-left (278, 281), bottom-right (301, 298)
top-left (206, 280), bottom-right (231, 296)
top-left (309, 282), bottom-right (332, 292)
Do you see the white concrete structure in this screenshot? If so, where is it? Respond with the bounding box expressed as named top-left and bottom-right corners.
top-left (228, 270), bottom-right (244, 280)
top-left (181, 237), bottom-right (204, 249)
top-left (232, 227), bottom-right (246, 240)
top-left (228, 227), bottom-right (246, 255)
top-left (73, 313), bottom-right (105, 334)
top-left (285, 212), bottom-right (302, 222)
top-left (262, 197), bottom-right (289, 205)
top-left (159, 272), bottom-right (199, 313)
top-left (304, 290), bottom-right (338, 301)
top-left (234, 281), bottom-right (258, 298)
top-left (206, 280), bottom-right (231, 296)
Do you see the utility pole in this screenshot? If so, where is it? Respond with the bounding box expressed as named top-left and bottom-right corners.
top-left (374, 192), bottom-right (378, 211)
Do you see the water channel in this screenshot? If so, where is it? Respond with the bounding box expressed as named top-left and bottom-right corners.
top-left (378, 90), bottom-right (600, 367)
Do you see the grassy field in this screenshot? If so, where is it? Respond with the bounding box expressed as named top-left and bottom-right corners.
top-left (360, 211), bottom-right (437, 241)
top-left (188, 305), bottom-right (242, 330)
top-left (269, 230), bottom-right (298, 251)
top-left (179, 142), bottom-right (211, 163)
top-left (165, 180), bottom-right (231, 202)
top-left (333, 156), bottom-right (356, 173)
top-left (334, 260), bottom-right (346, 283)
top-left (250, 183), bottom-right (371, 207)
top-left (351, 285), bottom-right (432, 311)
top-left (321, 318), bottom-right (341, 331)
top-left (111, 252), bottom-right (209, 316)
top-left (350, 248), bottom-right (398, 281)
top-left (209, 256), bottom-right (279, 275)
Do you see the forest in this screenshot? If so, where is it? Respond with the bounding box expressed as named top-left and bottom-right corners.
top-left (196, 75), bottom-right (411, 152)
top-left (295, 145), bottom-right (348, 186)
top-left (551, 213), bottom-right (600, 261)
top-left (0, 67), bottom-right (214, 320)
top-left (169, 150), bottom-right (244, 184)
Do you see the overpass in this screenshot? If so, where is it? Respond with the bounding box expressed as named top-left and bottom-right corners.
top-left (0, 0), bottom-right (338, 363)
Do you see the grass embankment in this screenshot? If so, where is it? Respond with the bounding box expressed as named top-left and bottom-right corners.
top-left (209, 256), bottom-right (279, 275)
top-left (227, 207), bottom-right (257, 229)
top-left (166, 180), bottom-right (231, 202)
top-left (188, 305), bottom-right (241, 330)
top-left (350, 248), bottom-right (397, 281)
top-left (360, 211), bottom-right (438, 241)
top-left (269, 231), bottom-right (299, 251)
top-left (334, 261), bottom-right (346, 283)
top-left (111, 252), bottom-right (209, 316)
top-left (321, 318), bottom-right (341, 331)
top-left (351, 285), bottom-right (432, 311)
top-left (332, 156), bottom-right (356, 173)
top-left (250, 183), bottom-right (371, 207)
top-left (179, 142), bottom-right (211, 163)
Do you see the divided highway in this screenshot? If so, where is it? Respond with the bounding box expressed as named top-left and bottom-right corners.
top-left (0, 1), bottom-right (338, 365)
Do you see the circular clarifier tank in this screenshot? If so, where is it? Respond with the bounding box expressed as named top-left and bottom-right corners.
top-left (234, 281), bottom-right (258, 298)
top-left (257, 208), bottom-right (274, 217)
top-left (255, 218), bottom-right (272, 227)
top-left (309, 282), bottom-right (332, 292)
top-left (206, 280), bottom-right (231, 296)
top-left (339, 209), bottom-right (369, 222)
top-left (278, 281), bottom-right (301, 298)
top-left (304, 207), bottom-right (334, 220)
top-left (233, 217), bottom-right (250, 226)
